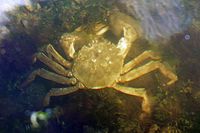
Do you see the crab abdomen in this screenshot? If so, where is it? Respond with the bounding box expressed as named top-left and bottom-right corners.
top-left (72, 40), bottom-right (124, 89)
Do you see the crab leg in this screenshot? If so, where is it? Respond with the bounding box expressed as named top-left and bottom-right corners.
top-left (21, 68), bottom-right (77, 87)
top-left (44, 86), bottom-right (80, 106)
top-left (46, 44), bottom-right (71, 68)
top-left (112, 84), bottom-right (150, 114)
top-left (122, 50), bottom-right (161, 74)
top-left (119, 61), bottom-right (178, 85)
top-left (34, 53), bottom-right (72, 77)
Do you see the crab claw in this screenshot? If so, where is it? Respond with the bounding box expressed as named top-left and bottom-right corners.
top-left (117, 26), bottom-right (138, 58)
top-left (123, 25), bottom-right (138, 43)
top-left (60, 34), bottom-right (76, 59)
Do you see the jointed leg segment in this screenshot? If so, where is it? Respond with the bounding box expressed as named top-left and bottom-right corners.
top-left (34, 53), bottom-right (72, 77)
top-left (120, 61), bottom-right (178, 85)
top-left (46, 44), bottom-right (71, 69)
top-left (113, 84), bottom-right (150, 113)
top-left (21, 68), bottom-right (76, 87)
top-left (44, 86), bottom-right (80, 106)
top-left (122, 50), bottom-right (160, 74)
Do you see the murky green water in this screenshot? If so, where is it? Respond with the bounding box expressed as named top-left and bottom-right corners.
top-left (0, 0), bottom-right (200, 132)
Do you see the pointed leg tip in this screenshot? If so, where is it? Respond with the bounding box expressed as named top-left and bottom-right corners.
top-left (140, 103), bottom-right (151, 120)
top-left (142, 95), bottom-right (151, 114)
top-left (142, 103), bottom-right (151, 114)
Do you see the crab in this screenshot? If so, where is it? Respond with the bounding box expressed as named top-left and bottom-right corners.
top-left (22, 15), bottom-right (177, 115)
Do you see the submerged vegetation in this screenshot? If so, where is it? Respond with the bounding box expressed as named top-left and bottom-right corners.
top-left (0, 0), bottom-right (200, 132)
